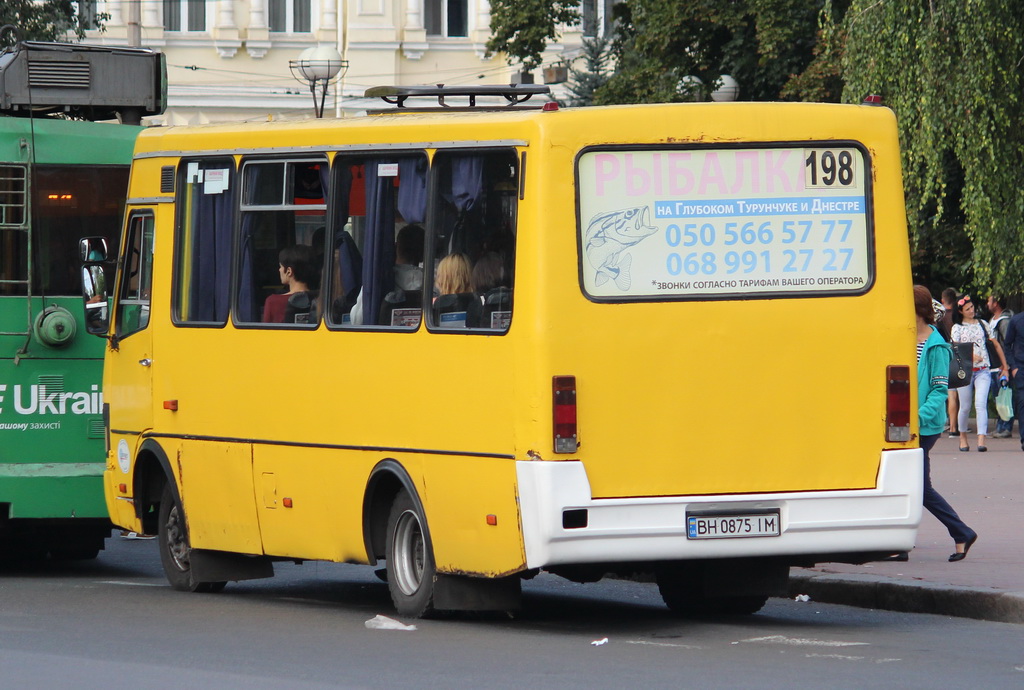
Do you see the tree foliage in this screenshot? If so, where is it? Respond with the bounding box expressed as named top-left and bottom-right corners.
top-left (841, 0), bottom-right (1024, 293)
top-left (594, 0), bottom-right (838, 105)
top-left (563, 35), bottom-right (613, 106)
top-left (0, 0), bottom-right (91, 45)
top-left (487, 0), bottom-right (580, 72)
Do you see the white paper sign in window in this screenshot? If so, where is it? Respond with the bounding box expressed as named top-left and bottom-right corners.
top-left (576, 147), bottom-right (872, 300)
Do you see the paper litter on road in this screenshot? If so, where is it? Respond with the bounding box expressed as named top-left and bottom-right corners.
top-left (794, 594), bottom-right (811, 602)
top-left (364, 614), bottom-right (417, 631)
top-left (591, 637), bottom-right (609, 646)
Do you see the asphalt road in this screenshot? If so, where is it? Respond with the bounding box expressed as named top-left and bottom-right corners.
top-left (1, 536), bottom-right (1023, 689)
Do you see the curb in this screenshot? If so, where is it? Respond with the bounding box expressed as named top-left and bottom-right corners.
top-left (789, 571), bottom-right (1024, 625)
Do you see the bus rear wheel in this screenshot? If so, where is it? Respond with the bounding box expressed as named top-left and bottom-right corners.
top-left (656, 568), bottom-right (768, 616)
top-left (385, 491), bottom-right (436, 618)
top-left (158, 484), bottom-right (226, 593)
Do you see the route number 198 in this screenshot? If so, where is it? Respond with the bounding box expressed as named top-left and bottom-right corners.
top-left (804, 149), bottom-right (857, 188)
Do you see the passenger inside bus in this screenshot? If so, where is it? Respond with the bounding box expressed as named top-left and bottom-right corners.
top-left (376, 223), bottom-right (425, 327)
top-left (432, 253), bottom-right (474, 328)
top-left (262, 244), bottom-right (318, 323)
top-left (467, 251), bottom-right (511, 328)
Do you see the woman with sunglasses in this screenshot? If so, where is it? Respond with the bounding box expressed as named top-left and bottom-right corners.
top-left (951, 293), bottom-right (1009, 451)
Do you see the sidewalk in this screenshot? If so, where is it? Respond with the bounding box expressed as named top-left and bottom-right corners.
top-left (790, 431), bottom-right (1024, 623)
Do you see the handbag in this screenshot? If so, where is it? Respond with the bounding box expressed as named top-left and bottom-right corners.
top-left (948, 342), bottom-right (972, 389)
top-left (996, 382), bottom-right (1014, 421)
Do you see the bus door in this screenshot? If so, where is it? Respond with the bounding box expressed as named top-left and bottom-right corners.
top-left (107, 210), bottom-right (156, 466)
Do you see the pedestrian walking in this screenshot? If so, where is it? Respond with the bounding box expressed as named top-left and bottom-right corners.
top-left (1000, 307), bottom-right (1024, 452)
top-left (987, 295), bottom-right (1014, 438)
top-left (914, 285), bottom-right (978, 561)
top-left (950, 294), bottom-right (1008, 451)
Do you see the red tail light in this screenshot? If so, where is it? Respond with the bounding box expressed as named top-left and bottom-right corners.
top-left (553, 376), bottom-right (578, 453)
top-left (886, 365), bottom-right (911, 442)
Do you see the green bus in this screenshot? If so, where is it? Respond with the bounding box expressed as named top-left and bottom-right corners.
top-left (0, 36), bottom-right (163, 559)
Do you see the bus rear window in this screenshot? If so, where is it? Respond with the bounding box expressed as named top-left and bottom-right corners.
top-left (576, 145), bottom-right (873, 301)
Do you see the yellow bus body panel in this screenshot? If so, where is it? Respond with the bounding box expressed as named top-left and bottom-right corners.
top-left (104, 101), bottom-right (916, 578)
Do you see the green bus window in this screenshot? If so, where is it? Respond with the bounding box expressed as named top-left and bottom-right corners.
top-left (116, 213), bottom-right (155, 338)
top-left (236, 158), bottom-right (327, 326)
top-left (427, 150), bottom-right (518, 332)
top-left (326, 154), bottom-right (429, 330)
top-left (173, 158), bottom-right (235, 325)
top-left (1, 164), bottom-right (127, 297)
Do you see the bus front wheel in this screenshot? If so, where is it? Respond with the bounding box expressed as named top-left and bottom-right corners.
top-left (385, 491), bottom-right (437, 618)
top-left (158, 484), bottom-right (226, 593)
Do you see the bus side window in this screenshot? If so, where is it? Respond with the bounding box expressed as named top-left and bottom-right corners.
top-left (115, 212), bottom-right (154, 338)
top-left (235, 158), bottom-right (327, 326)
top-left (428, 150), bottom-right (517, 332)
top-left (326, 154), bottom-right (428, 330)
top-left (173, 158), bottom-right (236, 325)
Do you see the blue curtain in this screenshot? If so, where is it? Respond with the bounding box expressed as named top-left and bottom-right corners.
top-left (190, 174), bottom-right (233, 322)
top-left (397, 157), bottom-right (428, 224)
top-left (360, 161), bottom-right (396, 326)
top-left (440, 155), bottom-right (484, 256)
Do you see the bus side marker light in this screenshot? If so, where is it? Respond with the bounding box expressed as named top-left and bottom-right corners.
top-left (283, 497), bottom-right (293, 508)
top-left (486, 514), bottom-right (498, 526)
top-left (886, 365), bottom-right (911, 442)
top-left (542, 102), bottom-right (559, 112)
top-left (163, 400), bottom-right (178, 411)
top-left (118, 483), bottom-right (127, 494)
top-left (553, 376), bottom-right (578, 454)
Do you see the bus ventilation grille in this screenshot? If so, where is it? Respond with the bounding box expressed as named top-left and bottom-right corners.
top-left (29, 61), bottom-right (90, 89)
top-left (161, 166), bottom-right (175, 193)
top-left (37, 375), bottom-right (65, 393)
top-left (87, 418), bottom-right (105, 439)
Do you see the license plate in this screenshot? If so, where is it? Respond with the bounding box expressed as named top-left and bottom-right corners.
top-left (686, 512), bottom-right (781, 540)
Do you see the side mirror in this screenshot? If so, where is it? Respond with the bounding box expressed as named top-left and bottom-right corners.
top-left (81, 237), bottom-right (110, 336)
top-left (80, 236), bottom-right (109, 263)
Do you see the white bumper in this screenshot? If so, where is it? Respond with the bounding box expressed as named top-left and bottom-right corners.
top-left (516, 449), bottom-right (923, 569)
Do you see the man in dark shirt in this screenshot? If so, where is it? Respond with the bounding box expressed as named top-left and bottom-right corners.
top-left (1001, 309), bottom-right (1024, 451)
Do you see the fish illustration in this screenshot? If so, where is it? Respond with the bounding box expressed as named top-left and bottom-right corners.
top-left (584, 206), bottom-right (658, 290)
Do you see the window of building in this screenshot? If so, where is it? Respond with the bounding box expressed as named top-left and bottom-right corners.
top-left (116, 212), bottom-right (155, 339)
top-left (426, 150), bottom-right (518, 332)
top-left (269, 0), bottom-right (312, 33)
top-left (582, 0), bottom-right (616, 38)
top-left (326, 154), bottom-right (429, 330)
top-left (164, 0), bottom-right (207, 32)
top-left (236, 158), bottom-right (327, 326)
top-left (424, 0), bottom-right (468, 38)
top-left (173, 158), bottom-right (235, 324)
top-left (74, 1), bottom-right (101, 31)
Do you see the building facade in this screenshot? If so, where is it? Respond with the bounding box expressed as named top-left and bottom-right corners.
top-left (77, 0), bottom-right (616, 122)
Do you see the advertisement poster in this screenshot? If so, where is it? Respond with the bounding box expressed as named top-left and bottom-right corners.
top-left (577, 146), bottom-right (871, 300)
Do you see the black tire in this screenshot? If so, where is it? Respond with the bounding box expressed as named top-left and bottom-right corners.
top-left (656, 569), bottom-right (768, 616)
top-left (385, 491), bottom-right (437, 618)
top-left (157, 484), bottom-right (226, 593)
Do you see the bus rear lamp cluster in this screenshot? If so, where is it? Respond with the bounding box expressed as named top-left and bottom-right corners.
top-left (886, 365), bottom-right (911, 442)
top-left (553, 376), bottom-right (578, 453)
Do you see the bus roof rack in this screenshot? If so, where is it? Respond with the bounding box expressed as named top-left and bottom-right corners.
top-left (364, 84), bottom-right (551, 112)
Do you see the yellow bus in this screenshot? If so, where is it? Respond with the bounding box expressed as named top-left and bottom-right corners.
top-left (82, 86), bottom-right (922, 617)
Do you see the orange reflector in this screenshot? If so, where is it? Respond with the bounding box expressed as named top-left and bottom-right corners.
top-left (163, 400), bottom-right (178, 411)
top-left (486, 514), bottom-right (498, 526)
top-left (282, 497), bottom-right (293, 508)
top-left (118, 483), bottom-right (127, 493)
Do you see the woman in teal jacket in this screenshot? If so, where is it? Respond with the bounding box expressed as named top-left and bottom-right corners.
top-left (915, 285), bottom-right (978, 561)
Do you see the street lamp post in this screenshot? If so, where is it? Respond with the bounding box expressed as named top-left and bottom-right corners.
top-left (290, 45), bottom-right (348, 118)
